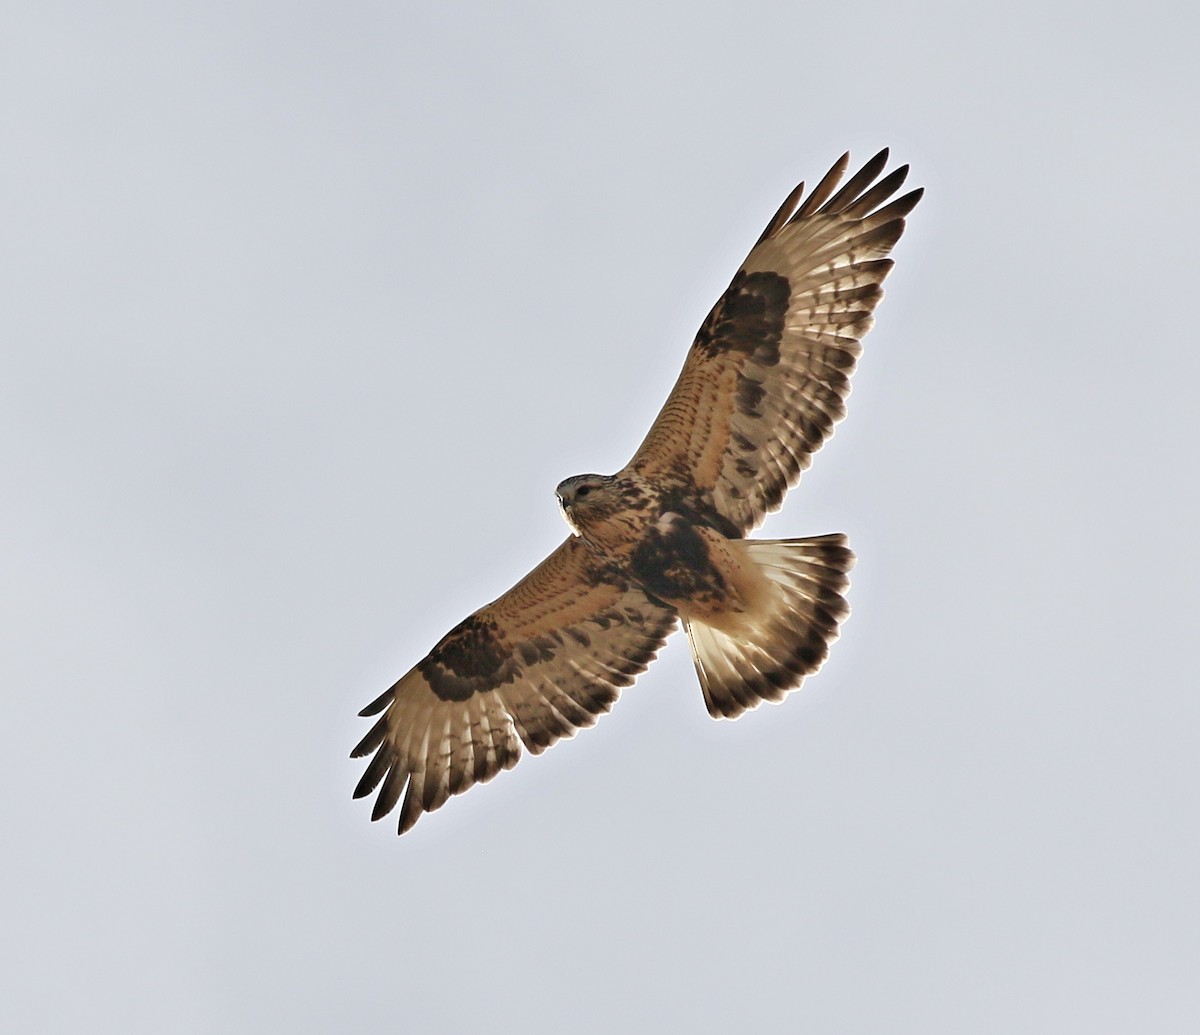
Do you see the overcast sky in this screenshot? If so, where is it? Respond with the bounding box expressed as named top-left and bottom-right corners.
top-left (3, 2), bottom-right (1199, 1032)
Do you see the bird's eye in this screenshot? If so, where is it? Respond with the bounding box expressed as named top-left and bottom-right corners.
top-left (576, 486), bottom-right (591, 498)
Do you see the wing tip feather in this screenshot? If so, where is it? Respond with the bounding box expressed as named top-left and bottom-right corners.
top-left (793, 151), bottom-right (851, 220)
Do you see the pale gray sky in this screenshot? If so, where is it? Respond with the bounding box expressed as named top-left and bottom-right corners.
top-left (3, 2), bottom-right (1198, 1032)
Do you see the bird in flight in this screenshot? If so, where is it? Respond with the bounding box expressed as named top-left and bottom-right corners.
top-left (352, 150), bottom-right (922, 834)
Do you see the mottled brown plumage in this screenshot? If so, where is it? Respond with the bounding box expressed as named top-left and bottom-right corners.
top-left (353, 150), bottom-right (922, 833)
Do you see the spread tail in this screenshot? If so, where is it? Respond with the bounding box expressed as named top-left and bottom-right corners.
top-left (684, 533), bottom-right (854, 719)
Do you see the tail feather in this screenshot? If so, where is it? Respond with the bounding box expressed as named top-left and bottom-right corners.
top-left (685, 533), bottom-right (854, 719)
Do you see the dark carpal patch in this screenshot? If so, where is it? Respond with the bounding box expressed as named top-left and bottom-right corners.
top-left (418, 615), bottom-right (519, 701)
top-left (630, 517), bottom-right (728, 605)
top-left (693, 269), bottom-right (789, 365)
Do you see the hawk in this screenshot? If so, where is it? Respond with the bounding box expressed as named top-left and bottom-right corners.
top-left (352, 150), bottom-right (922, 834)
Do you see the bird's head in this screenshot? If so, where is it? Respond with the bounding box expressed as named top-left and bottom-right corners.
top-left (555, 473), bottom-right (618, 537)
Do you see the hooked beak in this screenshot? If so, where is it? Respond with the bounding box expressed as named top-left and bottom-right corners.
top-left (557, 495), bottom-right (581, 537)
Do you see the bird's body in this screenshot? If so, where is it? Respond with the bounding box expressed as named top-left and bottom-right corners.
top-left (559, 472), bottom-right (793, 639)
top-left (557, 471), bottom-right (758, 627)
top-left (353, 150), bottom-right (922, 833)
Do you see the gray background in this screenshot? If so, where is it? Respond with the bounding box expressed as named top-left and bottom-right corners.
top-left (3, 2), bottom-right (1198, 1032)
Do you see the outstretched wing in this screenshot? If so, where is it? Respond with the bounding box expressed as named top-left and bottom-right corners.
top-left (351, 537), bottom-right (677, 834)
top-left (630, 149), bottom-right (922, 534)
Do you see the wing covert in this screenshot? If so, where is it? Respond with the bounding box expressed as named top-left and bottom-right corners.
top-left (630, 149), bottom-right (922, 533)
top-left (351, 536), bottom-right (677, 834)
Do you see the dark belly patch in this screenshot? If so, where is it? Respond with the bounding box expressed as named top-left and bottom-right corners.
top-left (629, 517), bottom-right (728, 608)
